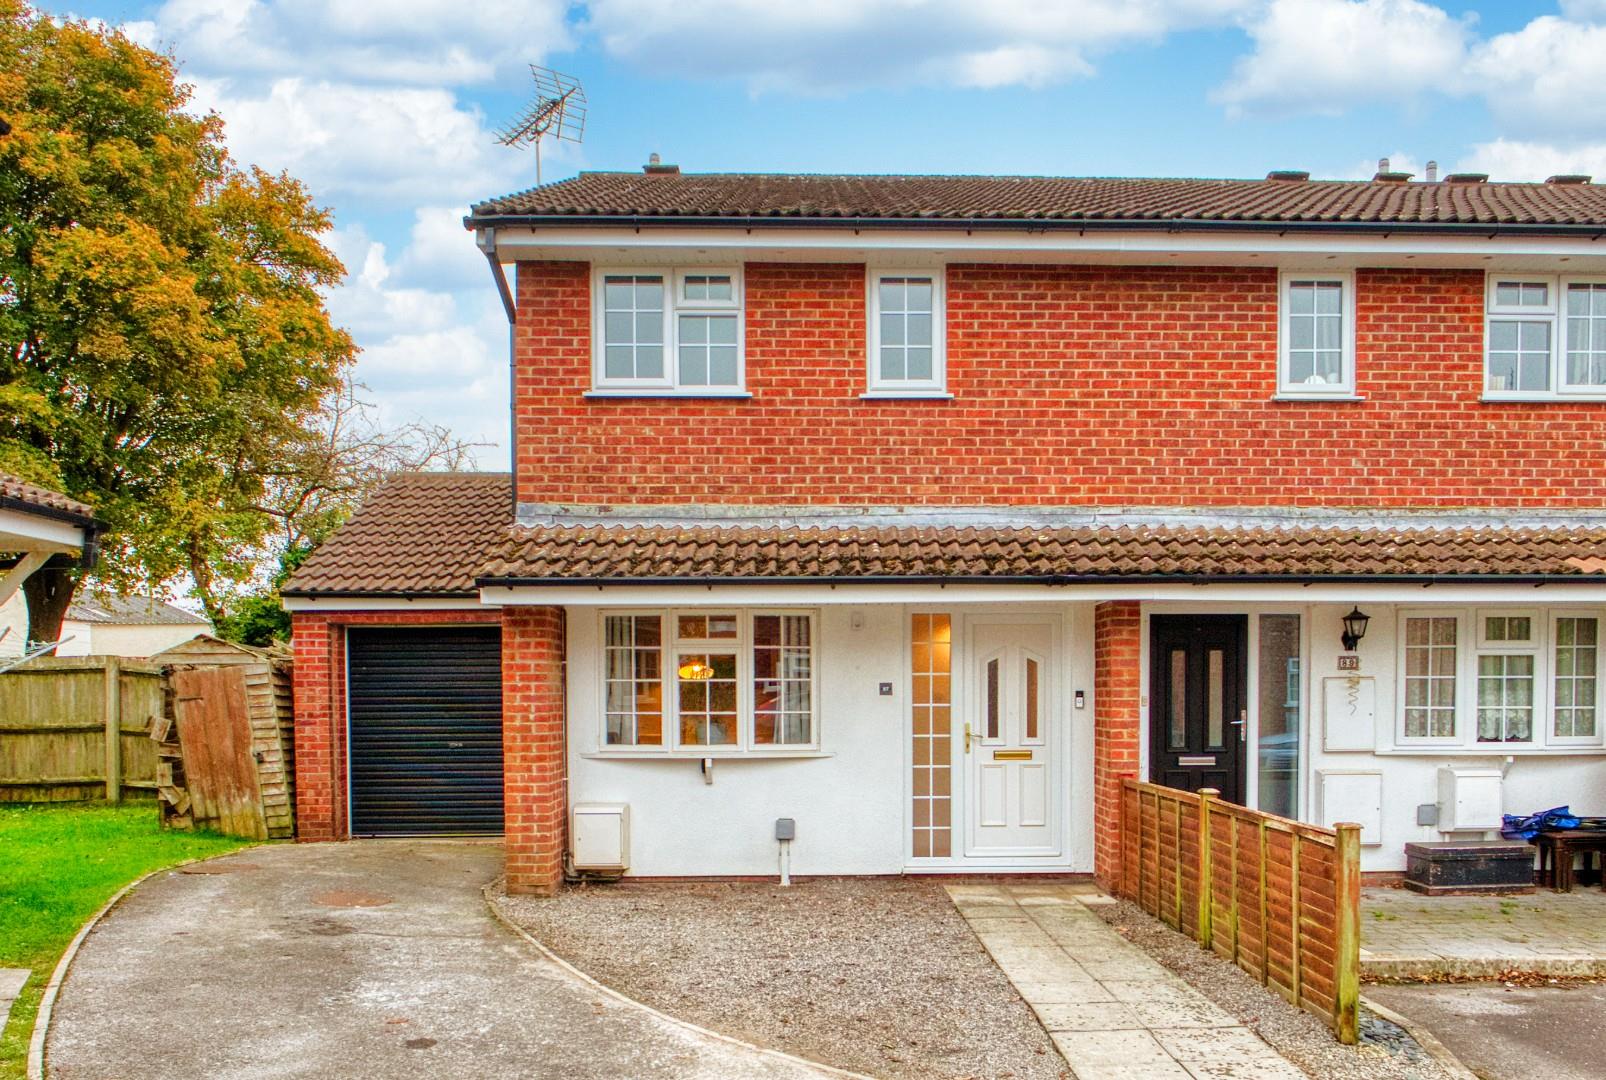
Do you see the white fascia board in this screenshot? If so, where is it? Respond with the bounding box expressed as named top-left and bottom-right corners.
top-left (489, 225), bottom-right (1606, 272)
top-left (281, 596), bottom-right (498, 612)
top-left (482, 581), bottom-right (1606, 607)
top-left (0, 508), bottom-right (85, 553)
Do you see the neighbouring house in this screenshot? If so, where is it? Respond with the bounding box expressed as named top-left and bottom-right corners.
top-left (284, 165), bottom-right (1606, 896)
top-left (55, 595), bottom-right (210, 658)
top-left (0, 474), bottom-right (102, 659)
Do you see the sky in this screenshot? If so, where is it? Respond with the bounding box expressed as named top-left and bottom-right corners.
top-left (50, 0), bottom-right (1606, 468)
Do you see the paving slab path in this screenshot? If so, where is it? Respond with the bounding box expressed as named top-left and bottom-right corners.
top-left (43, 841), bottom-right (836, 1080)
top-left (947, 883), bottom-right (1306, 1080)
top-left (1361, 886), bottom-right (1606, 978)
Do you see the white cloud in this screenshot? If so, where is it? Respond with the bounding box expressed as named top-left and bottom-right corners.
top-left (1456, 139), bottom-right (1606, 184)
top-left (1467, 17), bottom-right (1606, 136)
top-left (1559, 1), bottom-right (1606, 20)
top-left (394, 207), bottom-right (494, 290)
top-left (186, 76), bottom-right (532, 209)
top-left (585, 0), bottom-right (1256, 93)
top-left (1214, 0), bottom-right (1472, 116)
top-left (129, 0), bottom-right (572, 87)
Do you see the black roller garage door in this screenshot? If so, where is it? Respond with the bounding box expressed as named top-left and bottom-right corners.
top-left (347, 626), bottom-right (503, 835)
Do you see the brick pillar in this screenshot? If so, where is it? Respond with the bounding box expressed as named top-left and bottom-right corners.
top-left (1093, 600), bottom-right (1142, 889)
top-left (503, 606), bottom-right (567, 895)
top-left (291, 613), bottom-right (342, 841)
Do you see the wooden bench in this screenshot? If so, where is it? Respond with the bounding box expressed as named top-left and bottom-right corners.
top-left (1535, 829), bottom-right (1606, 891)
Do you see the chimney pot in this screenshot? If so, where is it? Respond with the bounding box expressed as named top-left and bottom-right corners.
top-left (643, 153), bottom-right (680, 175)
top-left (1426, 160), bottom-right (1438, 182)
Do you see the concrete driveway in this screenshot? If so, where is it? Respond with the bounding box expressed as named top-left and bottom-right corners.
top-left (1368, 982), bottom-right (1606, 1080)
top-left (43, 841), bottom-right (835, 1079)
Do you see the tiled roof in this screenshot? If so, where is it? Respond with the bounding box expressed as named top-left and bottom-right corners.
top-left (281, 472), bottom-right (511, 596)
top-left (0, 473), bottom-right (96, 524)
top-left (67, 596), bottom-right (209, 626)
top-left (469, 173), bottom-right (1606, 230)
top-left (479, 523), bottom-right (1606, 583)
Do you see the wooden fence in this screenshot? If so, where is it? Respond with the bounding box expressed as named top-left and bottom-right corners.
top-left (1119, 779), bottom-right (1361, 1044)
top-left (0, 656), bottom-right (163, 802)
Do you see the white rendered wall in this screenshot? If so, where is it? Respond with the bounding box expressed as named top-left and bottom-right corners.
top-left (55, 620), bottom-right (204, 658)
top-left (565, 601), bottom-right (1100, 877)
top-left (0, 593), bottom-right (25, 658)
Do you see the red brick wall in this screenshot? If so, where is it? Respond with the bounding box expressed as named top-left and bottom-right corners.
top-left (501, 606), bottom-right (566, 894)
top-left (1094, 600), bottom-right (1142, 888)
top-left (514, 261), bottom-right (1606, 508)
top-left (291, 610), bottom-right (505, 842)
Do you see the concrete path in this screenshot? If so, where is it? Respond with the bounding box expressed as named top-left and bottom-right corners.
top-left (1367, 982), bottom-right (1606, 1080)
top-left (43, 841), bottom-right (834, 1079)
top-left (1362, 886), bottom-right (1606, 979)
top-left (1, 968), bottom-right (28, 1027)
top-left (947, 883), bottom-right (1305, 1080)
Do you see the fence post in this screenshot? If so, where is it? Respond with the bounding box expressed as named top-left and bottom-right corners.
top-left (103, 656), bottom-right (123, 803)
top-left (1332, 822), bottom-right (1362, 1045)
top-left (1197, 788), bottom-right (1217, 950)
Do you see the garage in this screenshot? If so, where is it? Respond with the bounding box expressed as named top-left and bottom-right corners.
top-left (347, 626), bottom-right (504, 835)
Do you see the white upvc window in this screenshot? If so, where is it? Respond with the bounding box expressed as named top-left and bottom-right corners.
top-left (1485, 274), bottom-right (1606, 399)
top-left (592, 267), bottom-right (744, 394)
top-left (1399, 611), bottom-right (1461, 743)
top-left (597, 609), bottom-right (817, 753)
top-left (1552, 611), bottom-right (1602, 745)
top-left (1278, 271), bottom-right (1356, 397)
top-left (1395, 607), bottom-right (1606, 750)
top-left (867, 268), bottom-right (947, 395)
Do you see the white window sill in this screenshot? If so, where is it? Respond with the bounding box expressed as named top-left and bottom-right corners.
top-left (584, 389), bottom-right (752, 400)
top-left (1482, 393), bottom-right (1606, 404)
top-left (1375, 745), bottom-right (1606, 756)
top-left (580, 750), bottom-right (833, 761)
top-left (859, 391), bottom-right (954, 401)
top-left (1272, 392), bottom-right (1365, 402)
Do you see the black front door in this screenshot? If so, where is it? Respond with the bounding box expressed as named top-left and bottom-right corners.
top-left (1149, 615), bottom-right (1248, 804)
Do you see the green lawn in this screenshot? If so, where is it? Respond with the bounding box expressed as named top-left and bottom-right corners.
top-left (0, 802), bottom-right (254, 1079)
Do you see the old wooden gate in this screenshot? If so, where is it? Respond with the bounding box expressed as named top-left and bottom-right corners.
top-left (170, 667), bottom-right (268, 839)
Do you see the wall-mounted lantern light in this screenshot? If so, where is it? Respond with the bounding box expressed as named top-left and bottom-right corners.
top-left (1340, 607), bottom-right (1371, 652)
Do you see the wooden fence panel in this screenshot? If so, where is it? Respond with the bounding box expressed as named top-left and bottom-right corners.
top-left (171, 667), bottom-right (268, 840)
top-left (1118, 779), bottom-right (1360, 1044)
top-left (0, 657), bottom-right (163, 801)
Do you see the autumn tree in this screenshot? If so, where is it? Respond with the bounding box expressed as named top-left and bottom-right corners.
top-left (0, 2), bottom-right (356, 639)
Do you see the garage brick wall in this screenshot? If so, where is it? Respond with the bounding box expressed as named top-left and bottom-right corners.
top-left (291, 610), bottom-right (507, 843)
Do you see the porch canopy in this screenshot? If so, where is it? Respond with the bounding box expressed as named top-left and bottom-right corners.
top-left (0, 473), bottom-right (102, 609)
top-left (477, 513), bottom-right (1606, 606)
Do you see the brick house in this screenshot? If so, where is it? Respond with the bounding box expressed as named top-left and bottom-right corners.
top-left (284, 167), bottom-right (1606, 895)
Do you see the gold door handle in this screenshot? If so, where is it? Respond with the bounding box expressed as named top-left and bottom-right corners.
top-left (964, 722), bottom-right (973, 753)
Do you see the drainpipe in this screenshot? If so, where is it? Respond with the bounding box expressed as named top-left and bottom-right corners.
top-left (477, 227), bottom-right (518, 519)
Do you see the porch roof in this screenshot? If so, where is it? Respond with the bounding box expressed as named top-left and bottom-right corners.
top-left (478, 522), bottom-right (1606, 587)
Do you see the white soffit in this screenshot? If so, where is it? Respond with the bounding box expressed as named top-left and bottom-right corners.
top-left (489, 226), bottom-right (1606, 273)
top-left (0, 507), bottom-right (86, 554)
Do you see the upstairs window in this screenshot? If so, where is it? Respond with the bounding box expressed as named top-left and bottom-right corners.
top-left (1486, 275), bottom-right (1606, 399)
top-left (867, 269), bottom-right (946, 395)
top-left (593, 268), bottom-right (744, 394)
top-left (1278, 272), bottom-right (1355, 397)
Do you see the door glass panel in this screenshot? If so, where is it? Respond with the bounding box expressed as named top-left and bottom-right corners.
top-left (1025, 658), bottom-right (1039, 740)
top-left (985, 657), bottom-right (1000, 739)
top-left (1257, 614), bottom-right (1300, 818)
top-left (1168, 649), bottom-right (1187, 749)
top-left (910, 614), bottom-right (953, 858)
top-left (1207, 649), bottom-right (1225, 748)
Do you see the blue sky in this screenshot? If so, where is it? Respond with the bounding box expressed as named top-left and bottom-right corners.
top-left (54, 1), bottom-right (1606, 466)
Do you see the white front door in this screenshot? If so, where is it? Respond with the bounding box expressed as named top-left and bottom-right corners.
top-left (965, 620), bottom-right (1058, 857)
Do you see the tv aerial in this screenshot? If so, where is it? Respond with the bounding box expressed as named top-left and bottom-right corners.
top-left (496, 65), bottom-right (587, 186)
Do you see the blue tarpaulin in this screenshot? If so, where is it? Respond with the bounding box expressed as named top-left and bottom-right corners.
top-left (1502, 806), bottom-right (1583, 840)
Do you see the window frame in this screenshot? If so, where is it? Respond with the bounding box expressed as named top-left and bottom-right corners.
top-left (1472, 609), bottom-right (1541, 747)
top-left (591, 266), bottom-right (747, 395)
top-left (593, 608), bottom-right (819, 755)
top-left (1483, 273), bottom-right (1606, 401)
top-left (1277, 270), bottom-right (1357, 399)
top-left (1395, 609), bottom-right (1467, 747)
top-left (1550, 609), bottom-right (1604, 747)
top-left (865, 267), bottom-right (948, 397)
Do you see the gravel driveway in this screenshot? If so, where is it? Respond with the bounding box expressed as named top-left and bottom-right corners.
top-left (495, 878), bottom-right (1069, 1080)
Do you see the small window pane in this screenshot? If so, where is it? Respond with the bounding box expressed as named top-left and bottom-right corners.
top-left (985, 658), bottom-right (1000, 739)
top-left (1206, 648), bottom-right (1225, 748)
top-left (1025, 658), bottom-right (1039, 741)
top-left (1169, 649), bottom-right (1187, 750)
top-left (1555, 617), bottom-right (1599, 738)
top-left (604, 614), bottom-right (663, 746)
top-left (1404, 617), bottom-right (1457, 739)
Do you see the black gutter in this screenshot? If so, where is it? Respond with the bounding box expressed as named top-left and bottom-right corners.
top-left (476, 572), bottom-right (1604, 588)
top-left (462, 213), bottom-right (1606, 240)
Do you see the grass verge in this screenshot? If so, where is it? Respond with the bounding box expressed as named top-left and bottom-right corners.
top-left (0, 802), bottom-right (254, 1079)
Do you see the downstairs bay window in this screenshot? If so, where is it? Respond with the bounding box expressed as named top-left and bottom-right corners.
top-left (600, 610), bottom-right (816, 753)
top-left (1396, 608), bottom-right (1603, 750)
